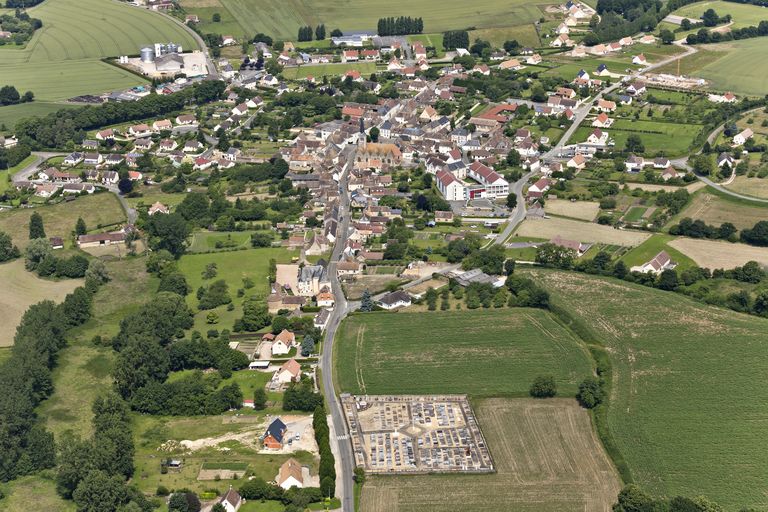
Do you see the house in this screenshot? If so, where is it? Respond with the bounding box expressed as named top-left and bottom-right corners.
top-left (436, 169), bottom-right (466, 201)
top-left (467, 161), bottom-right (509, 198)
top-left (595, 63), bottom-right (611, 76)
top-left (63, 183), bottom-right (95, 194)
top-left (342, 50), bottom-right (359, 62)
top-left (222, 35), bottom-right (236, 46)
top-left (733, 128), bottom-right (753, 146)
top-left (412, 42), bottom-right (427, 59)
top-left (435, 210), bottom-right (454, 223)
top-left (619, 36), bottom-right (634, 46)
top-left (263, 418), bottom-right (288, 449)
top-left (592, 112), bottom-right (613, 128)
top-left (630, 251), bottom-right (676, 274)
top-left (528, 178), bottom-right (551, 195)
top-left (586, 128), bottom-right (608, 145)
top-left (632, 54), bottom-right (647, 65)
top-left (84, 153), bottom-right (103, 166)
top-left (378, 290), bottom-right (412, 310)
top-left (271, 330), bottom-right (296, 356)
top-left (134, 138), bottom-right (153, 151)
top-left (550, 34), bottom-right (573, 47)
top-left (717, 152), bottom-right (735, 168)
top-left (35, 183), bottom-right (59, 198)
top-left (567, 154), bottom-right (587, 169)
top-left (336, 260), bottom-right (361, 276)
top-left (708, 92), bottom-right (737, 103)
top-left (77, 231), bottom-right (125, 248)
top-left (101, 170), bottom-right (119, 184)
top-left (50, 237), bottom-right (64, 249)
top-left (661, 166), bottom-right (683, 181)
top-left (158, 139), bottom-right (178, 152)
top-left (232, 103), bottom-right (249, 116)
top-left (176, 114), bottom-right (196, 125)
top-left (183, 140), bottom-right (203, 153)
top-left (104, 154), bottom-right (124, 166)
top-left (63, 152), bottom-right (84, 166)
top-left (277, 458), bottom-right (304, 490)
top-left (152, 119), bottom-right (173, 131)
top-left (499, 59), bottom-right (524, 71)
top-left (314, 308), bottom-right (331, 330)
top-left (217, 488), bottom-right (243, 512)
top-left (316, 288), bottom-right (335, 308)
top-left (595, 99), bottom-right (616, 112)
top-left (625, 154), bottom-right (645, 172)
top-left (626, 81), bottom-right (646, 96)
top-left (639, 35), bottom-right (656, 44)
top-left (274, 359), bottom-right (302, 384)
top-left (653, 157), bottom-right (671, 169)
top-left (148, 201), bottom-right (169, 215)
top-left (128, 124), bottom-right (152, 138)
top-left (526, 53), bottom-right (542, 65)
top-left (550, 235), bottom-right (591, 257)
top-left (95, 128), bottom-right (115, 141)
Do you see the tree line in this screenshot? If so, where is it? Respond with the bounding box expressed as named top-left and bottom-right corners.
top-left (442, 30), bottom-right (469, 50)
top-left (587, 0), bottom-right (702, 44)
top-left (377, 16), bottom-right (423, 36)
top-left (686, 19), bottom-right (768, 44)
top-left (0, 84), bottom-right (33, 106)
top-left (313, 406), bottom-right (336, 499)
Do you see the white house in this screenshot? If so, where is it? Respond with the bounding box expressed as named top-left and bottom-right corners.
top-left (217, 488), bottom-right (243, 512)
top-left (277, 458), bottom-right (304, 490)
top-left (586, 128), bottom-right (608, 145)
top-left (271, 329), bottom-right (295, 356)
top-left (733, 128), bottom-right (753, 146)
top-left (274, 358), bottom-right (301, 384)
top-left (630, 251), bottom-right (676, 274)
top-left (377, 290), bottom-right (412, 310)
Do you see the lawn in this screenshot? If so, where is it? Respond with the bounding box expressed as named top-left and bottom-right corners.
top-left (575, 119), bottom-right (702, 157)
top-left (622, 206), bottom-right (648, 223)
top-left (528, 269), bottom-right (768, 510)
top-left (0, 0), bottom-right (198, 107)
top-left (181, 0), bottom-right (544, 41)
top-left (0, 259), bottom-right (83, 347)
top-left (281, 62), bottom-right (378, 80)
top-left (0, 192), bottom-right (126, 249)
top-left (360, 398), bottom-right (621, 512)
top-left (619, 233), bottom-right (696, 270)
top-left (335, 309), bottom-right (594, 397)
top-left (1, 475), bottom-right (76, 512)
top-left (0, 101), bottom-right (80, 134)
top-left (178, 247), bottom-right (293, 332)
top-left (188, 230), bottom-right (274, 253)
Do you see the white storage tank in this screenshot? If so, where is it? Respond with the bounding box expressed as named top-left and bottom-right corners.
top-left (140, 46), bottom-right (155, 63)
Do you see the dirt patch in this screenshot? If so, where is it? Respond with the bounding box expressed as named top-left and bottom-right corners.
top-left (516, 217), bottom-right (650, 246)
top-left (668, 238), bottom-right (768, 269)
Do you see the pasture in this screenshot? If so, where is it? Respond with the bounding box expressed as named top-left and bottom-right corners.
top-left (0, 102), bottom-right (79, 134)
top-left (360, 398), bottom-right (621, 512)
top-left (574, 119), bottom-right (702, 157)
top-left (668, 237), bottom-right (768, 269)
top-left (0, 192), bottom-right (126, 249)
top-left (335, 309), bottom-right (593, 397)
top-left (181, 0), bottom-right (545, 42)
top-left (671, 0), bottom-right (768, 29)
top-left (0, 259), bottom-right (83, 347)
top-left (620, 233), bottom-right (696, 270)
top-left (673, 190), bottom-right (768, 230)
top-left (515, 216), bottom-right (651, 246)
top-left (528, 269), bottom-right (768, 510)
top-left (0, 0), bottom-right (198, 115)
top-left (281, 62), bottom-right (378, 80)
top-left (725, 176), bottom-right (768, 199)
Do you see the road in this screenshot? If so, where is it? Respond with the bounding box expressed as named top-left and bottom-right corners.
top-left (320, 154), bottom-right (356, 512)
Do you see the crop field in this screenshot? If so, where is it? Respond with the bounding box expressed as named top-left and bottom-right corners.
top-left (527, 269), bottom-right (768, 510)
top-left (544, 198), bottom-right (600, 221)
top-left (620, 233), bottom-right (696, 270)
top-left (669, 237), bottom-right (768, 269)
top-left (0, 0), bottom-right (198, 119)
top-left (671, 0), bottom-right (768, 29)
top-left (281, 62), bottom-right (378, 80)
top-left (0, 102), bottom-right (79, 134)
top-left (0, 259), bottom-right (83, 347)
top-left (0, 192), bottom-right (126, 249)
top-left (182, 0), bottom-right (544, 41)
top-left (178, 247), bottom-right (292, 332)
top-left (335, 309), bottom-right (593, 397)
top-left (725, 176), bottom-right (768, 199)
top-left (674, 190), bottom-right (768, 230)
top-left (516, 217), bottom-right (651, 246)
top-left (360, 398), bottom-right (621, 512)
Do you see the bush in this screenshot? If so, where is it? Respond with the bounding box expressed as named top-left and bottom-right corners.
top-left (529, 375), bottom-right (557, 398)
top-left (576, 376), bottom-right (604, 409)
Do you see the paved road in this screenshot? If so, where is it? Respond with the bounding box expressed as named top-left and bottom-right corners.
top-left (12, 152), bottom-right (64, 182)
top-left (320, 155), bottom-right (356, 512)
top-left (493, 169), bottom-right (540, 245)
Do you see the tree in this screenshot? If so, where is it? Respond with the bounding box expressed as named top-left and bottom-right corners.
top-left (118, 178), bottom-right (133, 195)
top-left (72, 470), bottom-right (128, 512)
top-left (158, 272), bottom-right (191, 296)
top-left (369, 126), bottom-right (380, 142)
top-left (253, 388), bottom-right (268, 410)
top-left (576, 376), bottom-right (604, 408)
top-left (25, 237), bottom-right (52, 270)
top-left (506, 192), bottom-right (517, 209)
top-left (212, 505), bottom-right (226, 512)
top-left (146, 213), bottom-right (190, 258)
top-left (75, 217), bottom-right (87, 236)
top-left (657, 269), bottom-right (679, 291)
top-left (251, 232), bottom-right (273, 247)
top-left (301, 335), bottom-right (315, 356)
top-left (624, 133), bottom-right (645, 154)
top-left (168, 492), bottom-right (190, 512)
top-left (359, 289), bottom-right (374, 312)
top-left (613, 484), bottom-right (654, 512)
top-left (212, 12), bottom-right (221, 22)
top-left (504, 259), bottom-right (515, 276)
top-left (529, 375), bottom-right (557, 398)
top-left (535, 243), bottom-right (576, 269)
top-left (0, 230), bottom-right (20, 261)
top-left (237, 297), bottom-right (271, 331)
top-left (660, 28), bottom-right (675, 44)
top-left (29, 211), bottom-right (46, 239)
top-left (315, 24), bottom-right (326, 40)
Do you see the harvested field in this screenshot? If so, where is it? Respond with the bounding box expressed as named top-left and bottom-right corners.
top-left (724, 176), bottom-right (768, 200)
top-left (622, 181), bottom-right (705, 193)
top-left (545, 198), bottom-right (600, 221)
top-left (335, 309), bottom-right (593, 397)
top-left (528, 269), bottom-right (768, 509)
top-left (516, 217), bottom-right (650, 246)
top-left (668, 238), bottom-right (768, 269)
top-left (360, 398), bottom-right (621, 512)
top-left (0, 259), bottom-right (82, 347)
top-left (674, 191), bottom-right (768, 230)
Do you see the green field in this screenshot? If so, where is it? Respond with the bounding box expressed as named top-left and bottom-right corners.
top-left (0, 0), bottom-right (198, 125)
top-left (620, 233), bottom-right (696, 270)
top-left (181, 0), bottom-right (544, 41)
top-left (1, 475), bottom-right (76, 512)
top-left (0, 102), bottom-right (80, 134)
top-left (178, 247), bottom-right (293, 332)
top-left (671, 0), bottom-right (768, 29)
top-left (335, 309), bottom-right (593, 397)
top-left (575, 119), bottom-right (702, 157)
top-left (529, 269), bottom-right (768, 510)
top-left (281, 62), bottom-right (378, 80)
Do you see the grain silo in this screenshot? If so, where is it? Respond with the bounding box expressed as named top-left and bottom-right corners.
top-left (140, 46), bottom-right (155, 63)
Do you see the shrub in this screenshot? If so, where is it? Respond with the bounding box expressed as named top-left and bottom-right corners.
top-left (529, 375), bottom-right (557, 398)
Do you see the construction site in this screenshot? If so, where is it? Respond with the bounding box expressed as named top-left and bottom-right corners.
top-left (341, 394), bottom-right (494, 474)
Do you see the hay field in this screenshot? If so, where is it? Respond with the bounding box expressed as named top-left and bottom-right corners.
top-left (0, 193), bottom-right (126, 249)
top-left (724, 176), bottom-right (768, 199)
top-left (516, 217), bottom-right (650, 246)
top-left (545, 198), bottom-right (600, 221)
top-left (335, 309), bottom-right (593, 397)
top-left (674, 191), bottom-right (768, 230)
top-left (529, 269), bottom-right (768, 510)
top-left (361, 398), bottom-right (621, 512)
top-left (669, 238), bottom-right (768, 269)
top-left (184, 0), bottom-right (544, 41)
top-left (0, 259), bottom-right (83, 347)
top-left (0, 0), bottom-right (198, 122)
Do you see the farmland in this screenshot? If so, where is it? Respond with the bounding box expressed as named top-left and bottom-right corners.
top-left (544, 198), bottom-right (600, 221)
top-left (360, 398), bottom-right (621, 512)
top-left (515, 216), bottom-right (651, 246)
top-left (528, 269), bottom-right (768, 510)
top-left (673, 190), bottom-right (768, 230)
top-left (620, 233), bottom-right (696, 270)
top-left (281, 62), bottom-right (378, 80)
top-left (0, 192), bottom-right (126, 249)
top-left (668, 238), bottom-right (768, 269)
top-left (335, 309), bottom-right (593, 397)
top-left (670, 1), bottom-right (768, 29)
top-left (0, 0), bottom-right (198, 126)
top-left (725, 176), bottom-right (768, 199)
top-left (180, 0), bottom-right (545, 42)
top-left (0, 259), bottom-right (83, 347)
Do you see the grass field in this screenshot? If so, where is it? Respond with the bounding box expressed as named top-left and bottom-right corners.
top-left (574, 119), bottom-right (702, 157)
top-left (671, 0), bottom-right (768, 29)
top-left (181, 0), bottom-right (544, 41)
top-left (188, 230), bottom-right (272, 252)
top-left (656, 38), bottom-right (768, 96)
top-left (0, 0), bottom-right (198, 125)
top-left (281, 62), bottom-right (378, 80)
top-left (360, 398), bottom-right (621, 512)
top-left (622, 206), bottom-right (648, 223)
top-left (674, 190), bottom-right (768, 230)
top-left (469, 24), bottom-right (540, 48)
top-left (724, 176), bottom-right (768, 199)
top-left (0, 259), bottom-right (83, 347)
top-left (178, 247), bottom-right (292, 332)
top-left (529, 269), bottom-right (768, 509)
top-left (335, 309), bottom-right (593, 397)
top-left (516, 217), bottom-right (651, 246)
top-left (0, 102), bottom-right (80, 134)
top-left (1, 475), bottom-right (76, 512)
top-left (620, 233), bottom-right (696, 270)
top-left (669, 237), bottom-right (768, 269)
top-left (0, 192), bottom-right (126, 249)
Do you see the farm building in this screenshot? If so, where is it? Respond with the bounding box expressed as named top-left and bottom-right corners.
top-left (77, 232), bottom-right (125, 248)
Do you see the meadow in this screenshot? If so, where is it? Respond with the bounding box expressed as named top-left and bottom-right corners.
top-left (0, 192), bottom-right (126, 249)
top-left (574, 119), bottom-right (702, 157)
top-left (0, 0), bottom-right (198, 126)
top-left (619, 233), bottom-right (696, 270)
top-left (671, 0), bottom-right (768, 29)
top-left (281, 62), bottom-right (378, 80)
top-left (335, 309), bottom-right (594, 397)
top-left (0, 259), bottom-right (83, 347)
top-left (178, 247), bottom-right (293, 332)
top-left (673, 190), bottom-right (768, 230)
top-left (529, 269), bottom-right (768, 510)
top-left (181, 0), bottom-right (544, 42)
top-left (0, 102), bottom-right (79, 134)
top-left (361, 398), bottom-right (621, 512)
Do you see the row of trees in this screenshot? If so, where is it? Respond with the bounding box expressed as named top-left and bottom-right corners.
top-left (313, 406), bottom-right (336, 498)
top-left (442, 30), bottom-right (469, 50)
top-left (0, 84), bottom-right (33, 106)
top-left (376, 16), bottom-right (423, 36)
top-left (297, 24), bottom-right (327, 42)
top-left (686, 19), bottom-right (768, 44)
